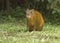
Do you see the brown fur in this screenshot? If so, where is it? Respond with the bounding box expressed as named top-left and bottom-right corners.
top-left (26, 9), bottom-right (44, 32)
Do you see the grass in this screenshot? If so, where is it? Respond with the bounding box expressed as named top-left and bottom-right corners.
top-left (0, 17), bottom-right (60, 43)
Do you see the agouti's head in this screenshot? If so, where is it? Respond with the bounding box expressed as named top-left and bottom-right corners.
top-left (26, 9), bottom-right (34, 18)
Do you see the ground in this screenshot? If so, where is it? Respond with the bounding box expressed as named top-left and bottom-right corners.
top-left (0, 17), bottom-right (60, 43)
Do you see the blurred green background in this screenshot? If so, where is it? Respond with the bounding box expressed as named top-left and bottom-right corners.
top-left (0, 0), bottom-right (60, 43)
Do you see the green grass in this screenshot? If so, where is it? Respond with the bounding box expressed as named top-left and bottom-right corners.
top-left (0, 17), bottom-right (60, 43)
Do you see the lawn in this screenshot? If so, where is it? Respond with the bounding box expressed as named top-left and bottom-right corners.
top-left (0, 17), bottom-right (60, 43)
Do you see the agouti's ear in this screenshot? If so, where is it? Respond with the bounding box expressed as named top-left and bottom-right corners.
top-left (27, 9), bottom-right (29, 11)
top-left (31, 9), bottom-right (34, 11)
top-left (26, 9), bottom-right (29, 13)
top-left (26, 9), bottom-right (30, 11)
top-left (31, 9), bottom-right (34, 14)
